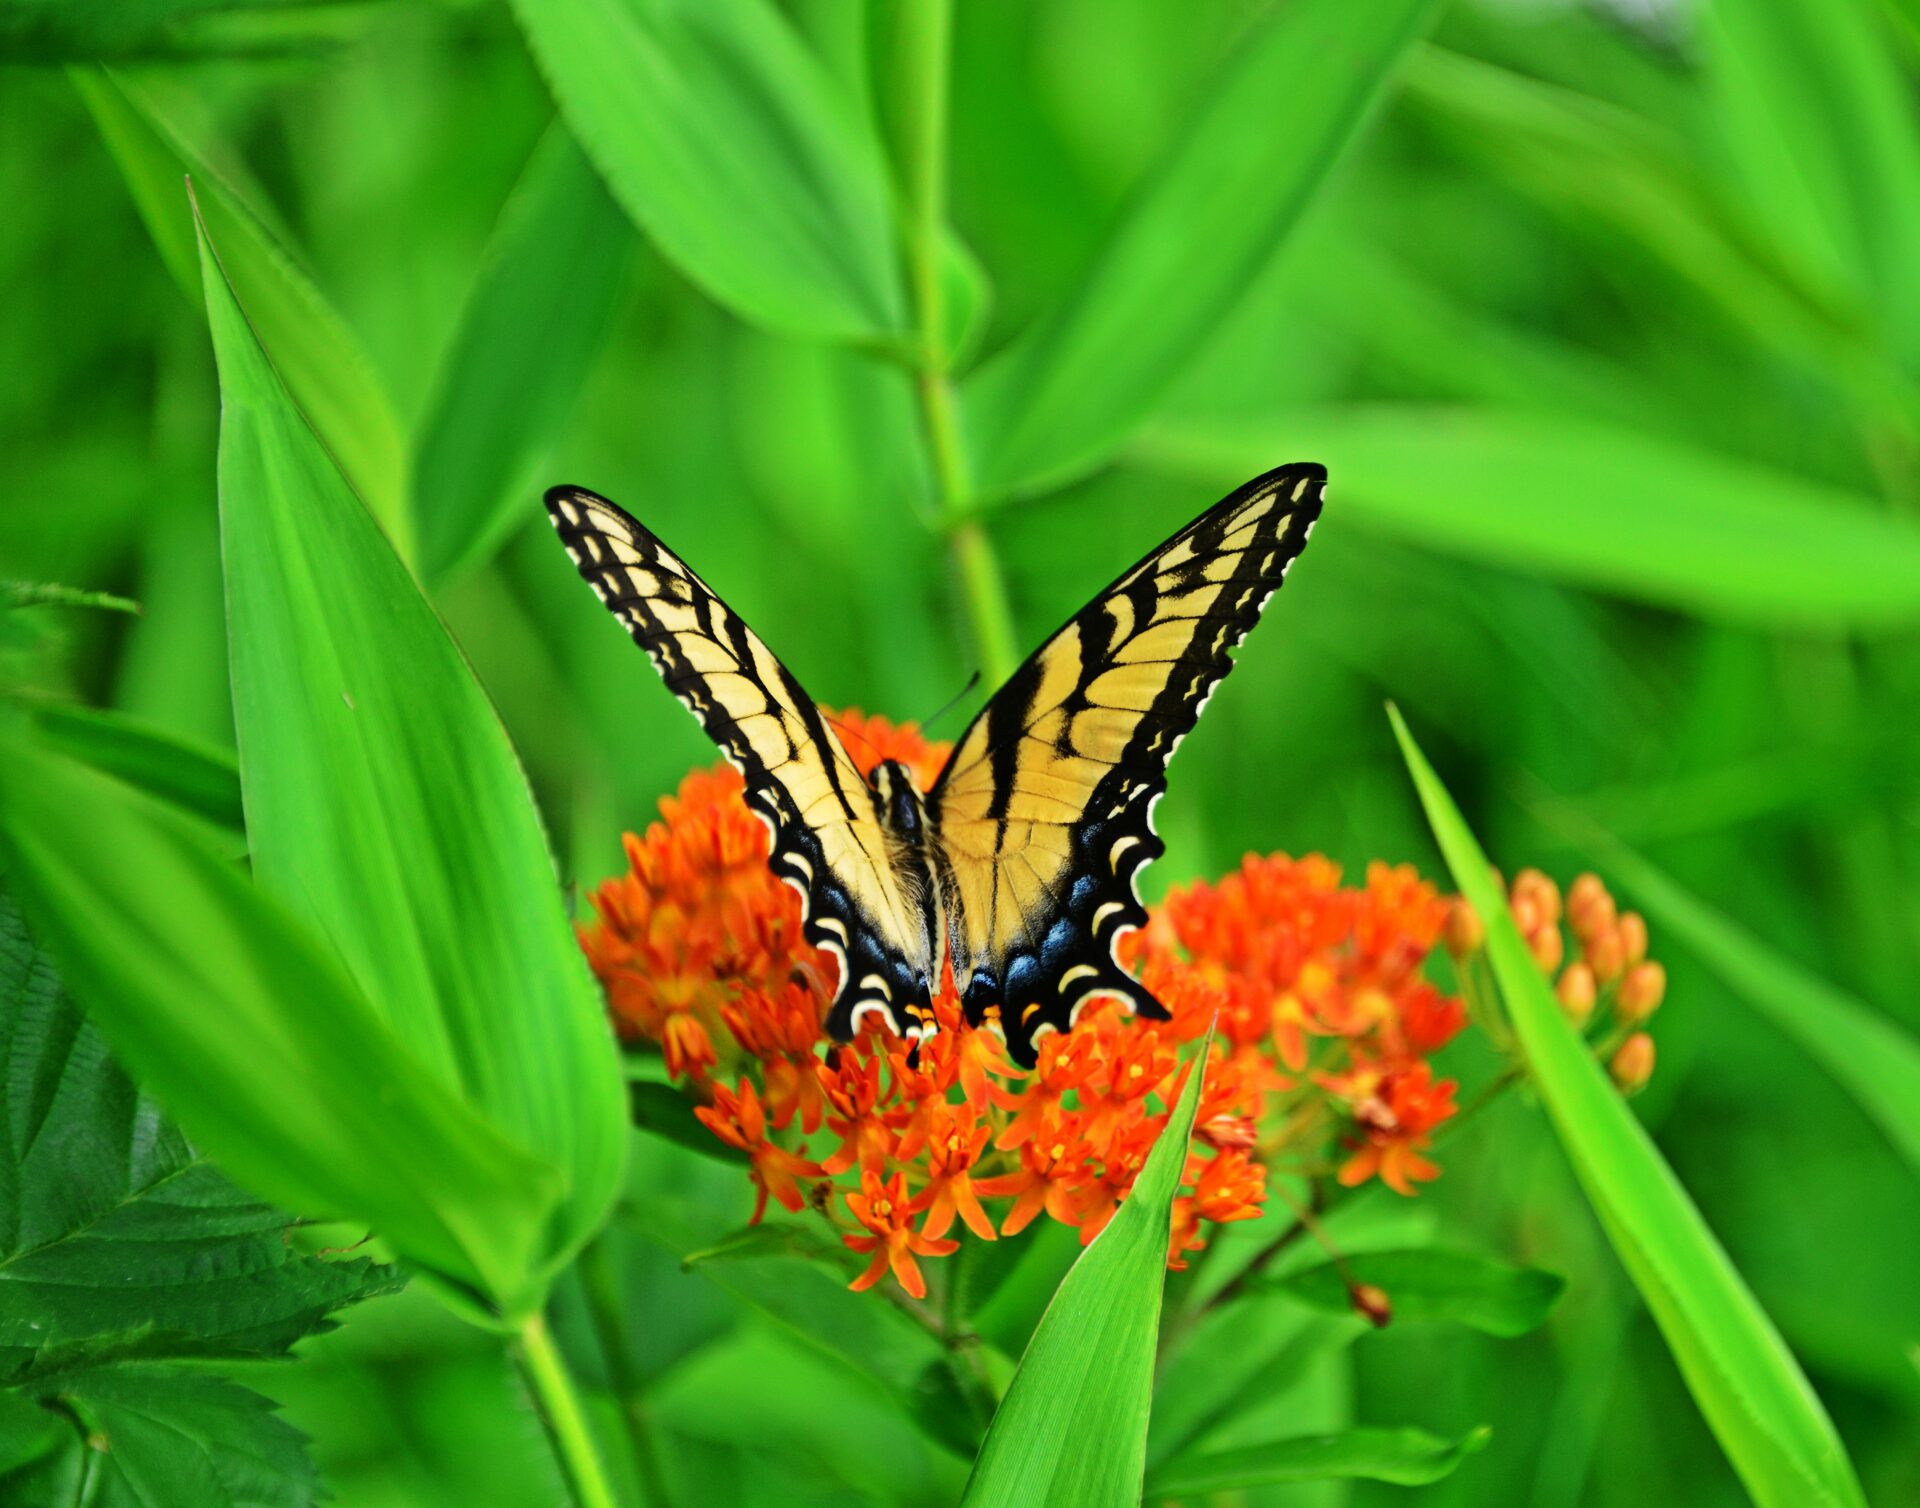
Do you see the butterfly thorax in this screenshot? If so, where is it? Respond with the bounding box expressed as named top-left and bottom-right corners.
top-left (868, 759), bottom-right (948, 1033)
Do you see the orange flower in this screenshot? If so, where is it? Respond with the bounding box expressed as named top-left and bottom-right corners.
top-left (844, 1170), bottom-right (958, 1299)
top-left (694, 1078), bottom-right (824, 1223)
top-left (1334, 1061), bottom-right (1458, 1197)
top-left (1075, 1114), bottom-right (1165, 1243)
top-left (817, 1049), bottom-right (896, 1177)
top-left (908, 1102), bottom-right (998, 1241)
top-left (974, 1118), bottom-right (1094, 1236)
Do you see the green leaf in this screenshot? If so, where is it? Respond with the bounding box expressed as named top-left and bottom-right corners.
top-left (679, 1221), bottom-right (843, 1272)
top-left (960, 1038), bottom-right (1210, 1507)
top-left (1389, 706), bottom-right (1867, 1508)
top-left (413, 121), bottom-right (633, 588)
top-left (961, 0), bottom-right (1444, 500)
top-left (509, 0), bottom-right (905, 344)
top-left (1266, 1248), bottom-right (1565, 1338)
top-left (18, 699), bottom-right (242, 836)
top-left (0, 726), bottom-right (564, 1313)
top-left (1146, 1424), bottom-right (1490, 1498)
top-left (16, 1368), bottom-right (319, 1508)
top-left (628, 1079), bottom-right (748, 1165)
top-left (198, 203), bottom-right (626, 1313)
top-left (0, 888), bottom-right (401, 1384)
top-left (1565, 830), bottom-right (1920, 1177)
top-left (1142, 406), bottom-right (1920, 631)
top-left (71, 68), bottom-right (411, 554)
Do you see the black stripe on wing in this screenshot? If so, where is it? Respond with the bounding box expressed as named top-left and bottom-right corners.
top-left (937, 462), bottom-right (1325, 1065)
top-left (544, 485), bottom-right (931, 1043)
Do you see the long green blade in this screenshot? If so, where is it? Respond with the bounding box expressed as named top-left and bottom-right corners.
top-left (960, 1036), bottom-right (1210, 1507)
top-left (1389, 707), bottom-right (1865, 1508)
top-left (198, 201), bottom-right (625, 1311)
top-left (1146, 1425), bottom-right (1490, 1498)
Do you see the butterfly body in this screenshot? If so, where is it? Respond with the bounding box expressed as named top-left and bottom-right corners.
top-left (547, 463), bottom-right (1324, 1065)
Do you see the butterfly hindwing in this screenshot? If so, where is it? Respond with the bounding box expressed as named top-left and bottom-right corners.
top-left (930, 463), bottom-right (1325, 1065)
top-left (544, 486), bottom-right (935, 1040)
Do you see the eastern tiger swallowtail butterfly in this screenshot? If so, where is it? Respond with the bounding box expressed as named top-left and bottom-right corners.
top-left (546, 464), bottom-right (1323, 1066)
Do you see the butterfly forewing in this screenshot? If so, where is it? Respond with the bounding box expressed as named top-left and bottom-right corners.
top-left (931, 463), bottom-right (1325, 1064)
top-left (544, 486), bottom-right (935, 1040)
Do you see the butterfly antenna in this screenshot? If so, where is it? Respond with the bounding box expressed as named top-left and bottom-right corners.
top-left (920, 670), bottom-right (983, 735)
top-left (823, 711), bottom-right (884, 767)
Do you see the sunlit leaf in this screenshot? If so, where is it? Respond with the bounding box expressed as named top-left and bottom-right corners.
top-left (509, 0), bottom-right (905, 344)
top-left (198, 207), bottom-right (626, 1313)
top-left (1390, 706), bottom-right (1866, 1508)
top-left (1142, 406), bottom-right (1920, 630)
top-left (962, 0), bottom-right (1445, 499)
top-left (413, 121), bottom-right (633, 588)
top-left (960, 1037), bottom-right (1210, 1507)
top-left (1266, 1248), bottom-right (1565, 1337)
top-left (1146, 1424), bottom-right (1490, 1498)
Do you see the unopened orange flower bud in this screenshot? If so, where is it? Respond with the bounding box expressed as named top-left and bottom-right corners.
top-left (1528, 925), bottom-right (1564, 974)
top-left (1443, 898), bottom-right (1484, 959)
top-left (1567, 873), bottom-right (1615, 943)
top-left (1557, 962), bottom-right (1596, 1025)
top-left (1610, 1033), bottom-right (1656, 1094)
top-left (1513, 868), bottom-right (1562, 926)
top-left (1617, 961), bottom-right (1666, 1022)
top-left (1585, 927), bottom-right (1626, 984)
top-left (1350, 1281), bottom-right (1393, 1328)
top-left (1511, 892), bottom-right (1541, 937)
top-left (1618, 911), bottom-right (1648, 966)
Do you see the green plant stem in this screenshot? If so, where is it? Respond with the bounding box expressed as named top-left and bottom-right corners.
top-left (517, 1309), bottom-right (619, 1508)
top-left (892, 0), bottom-right (1021, 689)
top-left (580, 1239), bottom-right (674, 1507)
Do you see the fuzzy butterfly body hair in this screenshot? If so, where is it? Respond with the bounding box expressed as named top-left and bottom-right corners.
top-left (546, 463), bottom-right (1324, 1065)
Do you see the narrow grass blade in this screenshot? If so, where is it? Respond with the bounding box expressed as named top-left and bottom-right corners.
top-left (962, 0), bottom-right (1444, 500)
top-left (20, 699), bottom-right (242, 836)
top-left (0, 726), bottom-right (562, 1309)
top-left (1142, 407), bottom-right (1920, 631)
top-left (1567, 829), bottom-right (1920, 1176)
top-left (413, 122), bottom-right (632, 588)
top-left (1146, 1425), bottom-right (1490, 1498)
top-left (960, 1037), bottom-right (1211, 1507)
top-left (198, 205), bottom-right (626, 1307)
top-left (1389, 707), bottom-right (1865, 1508)
top-left (509, 0), bottom-right (904, 344)
top-left (72, 68), bottom-right (411, 554)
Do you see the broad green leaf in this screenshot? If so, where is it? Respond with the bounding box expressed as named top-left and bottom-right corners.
top-left (1142, 407), bottom-right (1920, 630)
top-left (960, 1040), bottom-right (1210, 1507)
top-left (413, 122), bottom-right (633, 588)
top-left (19, 699), bottom-right (241, 836)
top-left (1146, 1424), bottom-right (1490, 1498)
top-left (199, 208), bottom-right (626, 1310)
top-left (1697, 0), bottom-right (1920, 366)
top-left (1390, 707), bottom-right (1866, 1508)
top-left (1267, 1248), bottom-right (1565, 1337)
top-left (71, 68), bottom-right (411, 552)
top-left (509, 0), bottom-right (905, 344)
top-left (13, 1368), bottom-right (318, 1508)
top-left (1570, 832), bottom-right (1920, 1177)
top-left (0, 888), bottom-right (401, 1384)
top-left (961, 0), bottom-right (1445, 499)
top-left (0, 728), bottom-right (561, 1318)
top-left (679, 1222), bottom-right (842, 1271)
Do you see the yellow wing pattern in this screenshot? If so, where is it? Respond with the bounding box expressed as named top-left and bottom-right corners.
top-left (930, 463), bottom-right (1325, 1063)
top-left (545, 486), bottom-right (939, 1040)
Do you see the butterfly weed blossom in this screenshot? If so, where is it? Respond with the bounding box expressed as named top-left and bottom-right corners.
top-left (579, 711), bottom-right (1663, 1296)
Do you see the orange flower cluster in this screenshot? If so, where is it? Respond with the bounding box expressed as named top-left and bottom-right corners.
top-left (578, 710), bottom-right (1660, 1298)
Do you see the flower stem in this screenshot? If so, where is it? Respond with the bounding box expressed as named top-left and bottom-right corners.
top-left (891, 0), bottom-right (1021, 689)
top-left (517, 1309), bottom-right (619, 1508)
top-left (580, 1239), bottom-right (674, 1507)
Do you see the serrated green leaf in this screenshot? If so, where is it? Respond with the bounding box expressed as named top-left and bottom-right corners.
top-left (0, 889), bottom-right (401, 1383)
top-left (509, 0), bottom-right (905, 344)
top-left (18, 699), bottom-right (241, 836)
top-left (1390, 706), bottom-right (1866, 1508)
top-left (413, 121), bottom-right (633, 588)
top-left (198, 202), bottom-right (626, 1313)
top-left (1267, 1248), bottom-right (1565, 1337)
top-left (1146, 1424), bottom-right (1490, 1498)
top-left (962, 0), bottom-right (1445, 499)
top-left (961, 1038), bottom-right (1211, 1507)
top-left (0, 727), bottom-right (564, 1313)
top-left (1142, 406), bottom-right (1920, 631)
top-left (72, 68), bottom-right (411, 553)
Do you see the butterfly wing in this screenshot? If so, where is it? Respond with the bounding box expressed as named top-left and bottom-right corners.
top-left (929, 463), bottom-right (1325, 1065)
top-left (545, 486), bottom-right (937, 1041)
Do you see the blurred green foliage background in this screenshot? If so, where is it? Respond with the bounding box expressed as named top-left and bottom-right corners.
top-left (4, 0), bottom-right (1919, 1502)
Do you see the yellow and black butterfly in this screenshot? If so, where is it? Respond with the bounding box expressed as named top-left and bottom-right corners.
top-left (546, 464), bottom-right (1323, 1066)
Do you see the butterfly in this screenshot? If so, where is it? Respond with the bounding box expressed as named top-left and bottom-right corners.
top-left (546, 463), bottom-right (1324, 1066)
